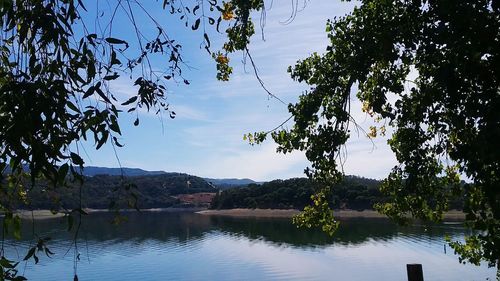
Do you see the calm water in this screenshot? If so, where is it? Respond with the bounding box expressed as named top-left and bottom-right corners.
top-left (1, 211), bottom-right (496, 281)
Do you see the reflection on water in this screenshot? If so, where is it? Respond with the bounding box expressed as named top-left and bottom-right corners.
top-left (1, 212), bottom-right (496, 281)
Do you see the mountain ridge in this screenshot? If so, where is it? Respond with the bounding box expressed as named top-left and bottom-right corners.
top-left (80, 166), bottom-right (263, 188)
top-left (82, 166), bottom-right (169, 177)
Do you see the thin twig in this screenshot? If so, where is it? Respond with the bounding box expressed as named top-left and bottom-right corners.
top-left (244, 47), bottom-right (286, 105)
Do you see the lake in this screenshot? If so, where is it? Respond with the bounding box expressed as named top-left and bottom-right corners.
top-left (2, 211), bottom-right (497, 280)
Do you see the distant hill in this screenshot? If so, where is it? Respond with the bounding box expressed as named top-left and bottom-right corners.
top-left (80, 167), bottom-right (260, 189)
top-left (6, 165), bottom-right (263, 190)
top-left (82, 166), bottom-right (168, 177)
top-left (210, 176), bottom-right (386, 210)
top-left (210, 175), bottom-right (464, 211)
top-left (5, 173), bottom-right (216, 210)
top-left (204, 178), bottom-right (259, 189)
top-left (8, 165), bottom-right (442, 211)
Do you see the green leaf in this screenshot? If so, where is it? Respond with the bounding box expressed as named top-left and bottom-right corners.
top-left (204, 33), bottom-right (211, 48)
top-left (105, 37), bottom-right (127, 45)
top-left (113, 136), bottom-right (124, 147)
top-left (192, 18), bottom-right (201, 30)
top-left (70, 153), bottom-right (84, 165)
top-left (109, 117), bottom-right (121, 135)
top-left (82, 86), bottom-right (95, 99)
top-left (78, 0), bottom-right (87, 11)
top-left (13, 215), bottom-right (21, 240)
top-left (44, 247), bottom-right (55, 257)
top-left (23, 247), bottom-right (36, 261)
top-left (103, 73), bottom-right (119, 80)
top-left (121, 96), bottom-right (138, 106)
top-left (58, 163), bottom-right (69, 183)
top-left (67, 101), bottom-right (81, 113)
top-left (87, 60), bottom-right (96, 80)
top-left (110, 50), bottom-right (121, 65)
top-left (96, 130), bottom-right (109, 150)
top-left (0, 257), bottom-right (15, 268)
top-left (193, 5), bottom-right (200, 15)
top-left (96, 87), bottom-right (112, 104)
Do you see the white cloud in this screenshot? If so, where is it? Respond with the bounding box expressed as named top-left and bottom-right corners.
top-left (194, 142), bottom-right (307, 181)
top-left (171, 104), bottom-right (209, 121)
top-left (343, 137), bottom-right (397, 179)
top-left (84, 0), bottom-right (401, 181)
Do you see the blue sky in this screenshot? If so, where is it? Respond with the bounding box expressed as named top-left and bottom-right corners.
top-left (78, 1), bottom-right (397, 181)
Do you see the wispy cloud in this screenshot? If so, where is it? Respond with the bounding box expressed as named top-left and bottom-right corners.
top-left (84, 1), bottom-right (398, 181)
top-left (192, 142), bottom-right (308, 181)
top-left (171, 104), bottom-right (210, 121)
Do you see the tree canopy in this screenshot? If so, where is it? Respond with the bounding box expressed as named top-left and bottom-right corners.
top-left (252, 0), bottom-right (500, 270)
top-left (0, 0), bottom-right (261, 279)
top-left (210, 176), bottom-right (387, 211)
top-left (1, 0), bottom-right (499, 279)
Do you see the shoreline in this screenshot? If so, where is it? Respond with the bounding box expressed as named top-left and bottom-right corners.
top-left (197, 208), bottom-right (301, 218)
top-left (197, 208), bottom-right (466, 220)
top-left (5, 208), bottom-right (466, 221)
top-left (6, 207), bottom-right (206, 220)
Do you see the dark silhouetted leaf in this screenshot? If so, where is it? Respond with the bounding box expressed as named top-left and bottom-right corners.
top-left (105, 37), bottom-right (127, 45)
top-left (192, 18), bottom-right (201, 30)
top-left (121, 96), bottom-right (138, 106)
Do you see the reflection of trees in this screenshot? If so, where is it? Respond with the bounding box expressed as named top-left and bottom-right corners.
top-left (208, 216), bottom-right (461, 248)
top-left (9, 212), bottom-right (214, 243)
top-left (3, 213), bottom-right (467, 250)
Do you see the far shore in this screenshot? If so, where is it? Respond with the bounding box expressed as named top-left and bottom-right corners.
top-left (197, 208), bottom-right (467, 220)
top-left (198, 208), bottom-right (301, 218)
top-left (5, 207), bottom-right (206, 220)
top-left (4, 208), bottom-right (466, 221)
top-left (12, 210), bottom-right (66, 220)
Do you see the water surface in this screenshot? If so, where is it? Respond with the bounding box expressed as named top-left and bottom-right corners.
top-left (2, 212), bottom-right (496, 280)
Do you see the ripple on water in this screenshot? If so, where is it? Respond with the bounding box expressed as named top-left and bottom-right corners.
top-left (2, 213), bottom-right (497, 281)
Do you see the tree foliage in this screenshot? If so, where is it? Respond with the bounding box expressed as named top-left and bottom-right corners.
top-left (2, 173), bottom-right (214, 210)
top-left (0, 0), bottom-right (265, 278)
top-left (1, 0), bottom-right (499, 277)
top-left (211, 176), bottom-right (385, 211)
top-left (250, 0), bottom-right (500, 270)
top-left (0, 0), bottom-right (264, 199)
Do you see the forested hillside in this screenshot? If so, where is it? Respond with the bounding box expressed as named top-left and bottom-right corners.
top-left (81, 166), bottom-right (168, 177)
top-left (211, 176), bottom-right (465, 211)
top-left (3, 172), bottom-right (463, 212)
top-left (3, 173), bottom-right (215, 210)
top-left (210, 176), bottom-right (386, 210)
top-left (204, 178), bottom-right (257, 190)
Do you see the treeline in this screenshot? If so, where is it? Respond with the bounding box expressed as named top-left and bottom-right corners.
top-left (210, 176), bottom-right (386, 210)
top-left (3, 173), bottom-right (215, 210)
top-left (210, 176), bottom-right (465, 211)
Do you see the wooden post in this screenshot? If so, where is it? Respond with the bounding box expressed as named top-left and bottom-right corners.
top-left (407, 264), bottom-right (424, 281)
